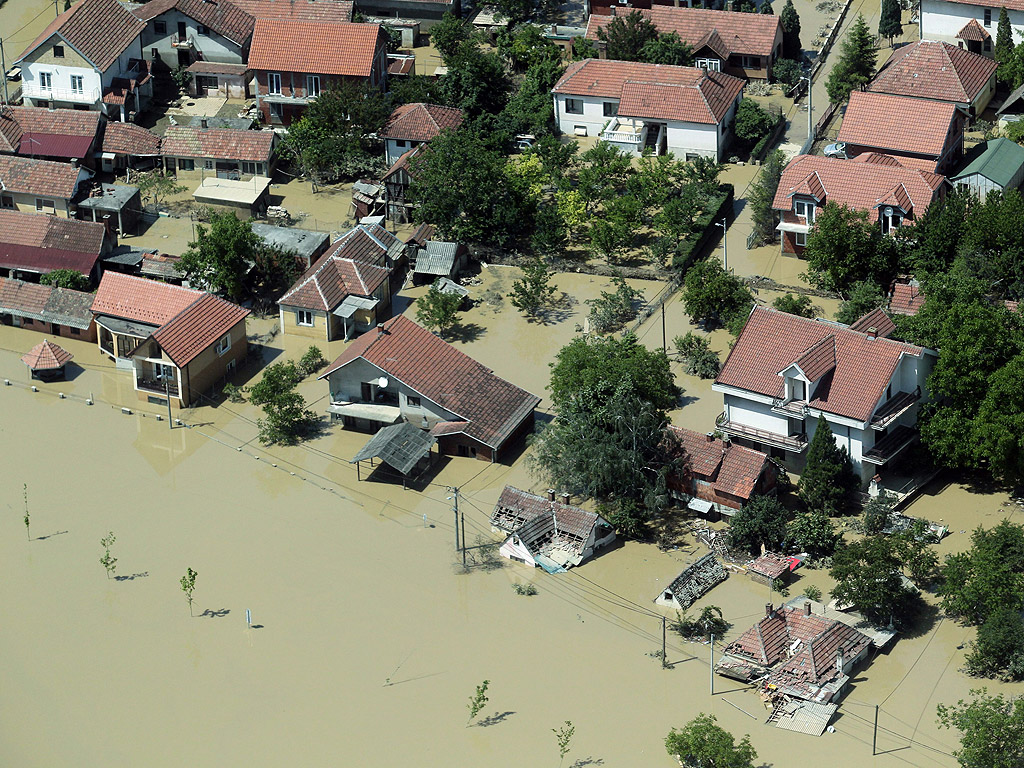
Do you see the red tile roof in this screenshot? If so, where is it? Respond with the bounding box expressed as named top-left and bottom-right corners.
top-left (772, 155), bottom-right (946, 220)
top-left (321, 314), bottom-right (541, 451)
top-left (161, 125), bottom-right (274, 162)
top-left (248, 18), bottom-right (383, 76)
top-left (152, 291), bottom-right (249, 367)
top-left (890, 280), bottom-right (925, 316)
top-left (21, 339), bottom-right (73, 370)
top-left (554, 59), bottom-right (744, 125)
top-left (848, 307), bottom-right (896, 338)
top-left (18, 0), bottom-right (145, 72)
top-left (716, 307), bottom-right (926, 423)
top-left (101, 121), bottom-right (162, 156)
top-left (490, 486), bottom-right (598, 538)
top-left (229, 0), bottom-right (352, 22)
top-left (837, 91), bottom-right (961, 158)
top-left (869, 41), bottom-right (997, 105)
top-left (0, 210), bottom-right (106, 275)
top-left (957, 18), bottom-right (991, 42)
top-left (0, 276), bottom-right (94, 328)
top-left (102, 60), bottom-right (152, 105)
top-left (0, 106), bottom-right (100, 156)
top-left (793, 334), bottom-right (836, 382)
top-left (586, 7), bottom-right (782, 59)
top-left (278, 224), bottom-right (398, 312)
top-left (383, 144), bottom-right (423, 180)
top-left (0, 277), bottom-right (50, 315)
top-left (0, 153), bottom-right (83, 199)
top-left (668, 425), bottom-right (769, 500)
top-left (381, 103), bottom-right (464, 143)
top-left (133, 0), bottom-right (254, 45)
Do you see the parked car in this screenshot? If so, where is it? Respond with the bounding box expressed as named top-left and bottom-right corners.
top-left (515, 134), bottom-right (536, 151)
top-left (824, 142), bottom-right (847, 159)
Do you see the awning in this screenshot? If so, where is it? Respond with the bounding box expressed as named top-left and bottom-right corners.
top-left (687, 498), bottom-right (714, 514)
top-left (333, 295), bottom-right (379, 319)
top-left (327, 401), bottom-right (401, 423)
top-left (776, 221), bottom-right (811, 234)
top-left (94, 314), bottom-right (158, 338)
top-left (351, 421), bottom-right (436, 475)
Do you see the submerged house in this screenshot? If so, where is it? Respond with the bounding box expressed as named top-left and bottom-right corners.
top-left (90, 272), bottom-right (248, 407)
top-left (655, 553), bottom-right (728, 610)
top-left (0, 277), bottom-right (96, 341)
top-left (491, 486), bottom-right (616, 570)
top-left (0, 210), bottom-right (111, 283)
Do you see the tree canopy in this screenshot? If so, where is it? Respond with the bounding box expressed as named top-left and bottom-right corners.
top-left (798, 419), bottom-right (858, 515)
top-left (682, 258), bottom-right (754, 334)
top-left (937, 689), bottom-right (1024, 768)
top-left (779, 0), bottom-right (802, 60)
top-left (748, 149), bottom-right (786, 246)
top-left (415, 281), bottom-right (465, 335)
top-left (248, 361), bottom-right (319, 445)
top-left (40, 269), bottom-right (90, 292)
top-left (829, 533), bottom-right (932, 624)
top-left (729, 495), bottom-right (789, 555)
top-left (825, 14), bottom-right (877, 103)
top-left (665, 714), bottom-right (757, 768)
top-left (996, 7), bottom-right (1016, 87)
top-left (801, 202), bottom-right (898, 293)
top-left (878, 0), bottom-right (903, 45)
top-left (178, 211), bottom-right (261, 302)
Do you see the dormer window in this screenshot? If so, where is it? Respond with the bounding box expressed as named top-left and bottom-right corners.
top-left (794, 199), bottom-right (815, 222)
top-left (880, 206), bottom-right (903, 235)
top-left (786, 377), bottom-right (806, 402)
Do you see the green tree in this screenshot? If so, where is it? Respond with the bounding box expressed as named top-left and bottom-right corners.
top-left (510, 258), bottom-right (557, 316)
top-left (971, 353), bottom-right (1024, 484)
top-left (938, 521), bottom-right (1024, 627)
top-left (430, 12), bottom-right (472, 63)
top-left (575, 141), bottom-right (632, 210)
top-left (553, 721), bottom-right (574, 767)
top-left (996, 8), bottom-right (1016, 87)
top-left (249, 243), bottom-right (300, 307)
top-left (878, 0), bottom-right (903, 45)
top-left (788, 510), bottom-right (841, 558)
top-left (467, 679), bottom-right (490, 723)
top-left (761, 0), bottom-right (774, 13)
top-left (494, 0), bottom-right (532, 26)
top-left (597, 11), bottom-right (659, 61)
top-left (734, 99), bottom-right (775, 147)
top-left (729, 495), bottom-right (789, 555)
top-left (937, 689), bottom-right (1024, 768)
top-left (100, 531), bottom-right (117, 579)
top-left (772, 57), bottom-right (801, 86)
top-left (40, 268), bottom-right (90, 291)
top-left (674, 332), bottom-right (721, 379)
top-left (547, 333), bottom-right (678, 414)
top-left (388, 74), bottom-right (444, 106)
top-left (439, 44), bottom-right (511, 117)
top-left (830, 535), bottom-right (922, 623)
top-left (802, 202), bottom-right (884, 293)
top-left (780, 0), bottom-right (802, 60)
top-left (966, 607), bottom-right (1024, 679)
top-left (178, 211), bottom-right (260, 301)
top-left (835, 279), bottom-right (885, 325)
top-left (639, 32), bottom-right (694, 66)
top-left (180, 567), bottom-right (197, 616)
top-left (772, 293), bottom-right (815, 317)
top-left (748, 149), bottom-right (786, 246)
top-left (415, 280), bottom-right (464, 335)
top-left (248, 361), bottom-right (319, 445)
top-left (665, 714), bottom-right (757, 768)
top-left (799, 419), bottom-right (858, 515)
top-left (588, 199), bottom-right (639, 263)
top-left (861, 491), bottom-right (895, 534)
top-left (825, 14), bottom-right (878, 103)
top-left (682, 258), bottom-right (754, 333)
top-left (136, 170), bottom-right (185, 210)
top-left (587, 275), bottom-right (643, 333)
top-left (298, 345), bottom-right (327, 377)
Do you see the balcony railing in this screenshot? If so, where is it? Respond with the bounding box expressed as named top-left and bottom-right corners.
top-left (862, 425), bottom-right (917, 465)
top-left (171, 34), bottom-right (194, 48)
top-left (137, 377), bottom-right (179, 397)
top-left (870, 388), bottom-right (920, 430)
top-left (601, 128), bottom-right (642, 144)
top-left (771, 398), bottom-right (809, 417)
top-left (716, 412), bottom-right (808, 453)
top-left (21, 83), bottom-right (99, 103)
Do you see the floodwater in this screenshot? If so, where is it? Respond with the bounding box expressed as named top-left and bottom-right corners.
top-left (3, 267), bottom-right (1023, 768)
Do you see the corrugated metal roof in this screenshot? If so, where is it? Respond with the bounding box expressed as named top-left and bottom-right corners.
top-left (350, 421), bottom-right (435, 475)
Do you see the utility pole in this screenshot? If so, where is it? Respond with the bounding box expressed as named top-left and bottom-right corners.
top-left (800, 75), bottom-right (813, 143)
top-left (661, 616), bottom-right (667, 669)
top-left (872, 705), bottom-right (878, 755)
top-left (709, 633), bottom-right (714, 694)
top-left (0, 39), bottom-right (8, 105)
top-left (660, 302), bottom-right (666, 354)
top-left (461, 509), bottom-right (466, 568)
top-left (164, 378), bottom-right (172, 428)
top-left (716, 219), bottom-right (728, 271)
top-left (449, 487), bottom-right (460, 552)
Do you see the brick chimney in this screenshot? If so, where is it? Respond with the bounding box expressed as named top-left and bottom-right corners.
top-left (706, 432), bottom-right (715, 442)
top-left (765, 603), bottom-right (774, 617)
top-left (804, 601), bottom-right (811, 616)
top-left (547, 488), bottom-right (556, 502)
top-left (200, 117), bottom-right (209, 129)
top-left (560, 492), bottom-right (570, 505)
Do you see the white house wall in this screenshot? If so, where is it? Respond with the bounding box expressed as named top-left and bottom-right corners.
top-left (140, 11), bottom-right (246, 65)
top-left (920, 0), bottom-right (1014, 45)
top-left (553, 93), bottom-right (609, 138)
top-left (21, 62), bottom-right (103, 105)
top-left (326, 357), bottom-right (462, 427)
top-left (724, 395), bottom-right (789, 434)
top-left (665, 121), bottom-right (720, 159)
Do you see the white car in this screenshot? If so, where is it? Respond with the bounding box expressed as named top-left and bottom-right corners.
top-left (515, 134), bottom-right (536, 151)
top-left (824, 142), bottom-right (847, 159)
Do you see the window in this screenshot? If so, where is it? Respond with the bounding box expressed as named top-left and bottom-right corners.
top-left (198, 24), bottom-right (209, 34)
top-left (795, 231), bottom-right (807, 247)
top-left (395, 139), bottom-right (407, 148)
top-left (881, 209), bottom-right (903, 235)
top-left (984, 39), bottom-right (992, 52)
top-left (35, 198), bottom-right (56, 213)
top-left (53, 45), bottom-right (65, 58)
top-left (564, 98), bottom-right (583, 114)
top-left (602, 101), bottom-right (618, 117)
top-left (268, 72), bottom-right (282, 95)
top-left (39, 71), bottom-right (52, 91)
top-left (153, 362), bottom-right (175, 380)
top-left (407, 395), bottom-right (421, 408)
top-left (696, 58), bottom-right (721, 71)
top-left (70, 75), bottom-right (83, 94)
top-left (70, 327), bottom-right (80, 335)
top-left (296, 310), bottom-right (314, 326)
top-left (241, 161), bottom-right (260, 175)
top-left (306, 75), bottom-right (320, 98)
top-left (793, 199), bottom-right (815, 222)
top-left (204, 159), bottom-right (214, 170)
top-left (984, 8), bottom-right (992, 26)
top-left (151, 47), bottom-right (159, 58)
top-left (154, 20), bottom-right (166, 34)
top-left (179, 159), bottom-right (195, 171)
top-left (0, 195), bottom-right (12, 208)
top-left (214, 334), bottom-right (231, 355)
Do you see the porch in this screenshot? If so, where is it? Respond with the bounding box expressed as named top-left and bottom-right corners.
top-left (134, 358), bottom-right (180, 398)
top-left (716, 412), bottom-right (809, 453)
top-left (601, 118), bottom-right (666, 155)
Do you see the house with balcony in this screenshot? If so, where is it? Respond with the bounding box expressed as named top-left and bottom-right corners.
top-left (835, 91), bottom-right (966, 174)
top-left (161, 124), bottom-right (276, 180)
top-left (712, 307), bottom-right (937, 489)
top-left (133, 0), bottom-right (254, 73)
top-left (277, 223), bottom-right (404, 342)
top-left (0, 209), bottom-right (111, 283)
top-left (381, 102), bottom-right (464, 166)
top-left (586, 6), bottom-right (783, 81)
top-left (318, 314), bottom-right (540, 461)
top-left (0, 153), bottom-right (92, 218)
top-left (551, 58), bottom-right (744, 160)
top-left (15, 0), bottom-right (151, 122)
top-left (772, 154), bottom-right (948, 257)
top-left (90, 272), bottom-right (248, 408)
top-left (919, 0), bottom-right (1021, 57)
top-left (249, 18), bottom-right (388, 125)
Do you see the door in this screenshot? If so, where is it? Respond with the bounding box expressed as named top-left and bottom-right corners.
top-left (51, 323), bottom-right (62, 335)
top-left (177, 21), bottom-right (187, 38)
top-left (361, 382), bottom-right (372, 401)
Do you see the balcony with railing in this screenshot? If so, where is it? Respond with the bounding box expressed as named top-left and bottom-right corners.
top-left (870, 387), bottom-right (920, 430)
top-left (171, 33), bottom-right (194, 48)
top-left (716, 412), bottom-right (808, 453)
top-left (862, 425), bottom-right (917, 465)
top-left (21, 82), bottom-right (99, 103)
top-left (137, 377), bottom-right (179, 397)
top-left (600, 118), bottom-right (643, 146)
top-left (771, 397), bottom-right (810, 417)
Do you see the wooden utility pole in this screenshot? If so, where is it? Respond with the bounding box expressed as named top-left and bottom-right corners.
top-left (450, 487), bottom-right (460, 552)
top-left (661, 302), bottom-right (666, 353)
top-left (461, 509), bottom-right (466, 568)
top-left (872, 705), bottom-right (878, 755)
top-left (661, 616), bottom-right (667, 669)
top-left (710, 633), bottom-right (714, 694)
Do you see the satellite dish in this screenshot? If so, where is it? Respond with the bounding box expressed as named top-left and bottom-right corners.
top-left (883, 206), bottom-right (894, 217)
top-left (378, 377), bottom-right (389, 389)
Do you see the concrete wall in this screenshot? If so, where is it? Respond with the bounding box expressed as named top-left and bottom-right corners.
top-left (139, 10), bottom-right (247, 67)
top-left (279, 305), bottom-right (331, 341)
top-left (178, 320), bottom-right (248, 406)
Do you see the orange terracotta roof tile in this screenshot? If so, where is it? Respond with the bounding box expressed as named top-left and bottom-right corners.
top-left (248, 18), bottom-right (383, 76)
top-left (837, 91), bottom-right (961, 158)
top-left (793, 335), bottom-right (836, 382)
top-left (869, 41), bottom-right (996, 105)
top-left (161, 125), bottom-right (274, 162)
top-left (586, 7), bottom-right (782, 58)
top-left (382, 103), bottom-right (464, 142)
top-left (102, 121), bottom-right (162, 156)
top-left (91, 271), bottom-right (204, 325)
top-left (229, 0), bottom-right (352, 22)
top-left (848, 307), bottom-right (896, 338)
top-left (0, 210), bottom-right (105, 275)
top-left (152, 291), bottom-right (249, 367)
top-left (668, 425), bottom-right (769, 500)
top-left (716, 307), bottom-right (926, 423)
top-left (21, 339), bottom-right (73, 369)
top-left (554, 59), bottom-right (744, 125)
top-left (957, 18), bottom-right (991, 41)
top-left (890, 280), bottom-right (925, 316)
top-left (0, 106), bottom-right (101, 155)
top-left (133, 0), bottom-right (254, 45)
top-left (18, 0), bottom-right (145, 72)
top-left (0, 153), bottom-right (82, 199)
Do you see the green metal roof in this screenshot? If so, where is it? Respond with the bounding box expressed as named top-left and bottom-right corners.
top-left (951, 137), bottom-right (1024, 187)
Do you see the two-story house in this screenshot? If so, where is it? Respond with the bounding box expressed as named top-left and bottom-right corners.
top-left (586, 7), bottom-right (784, 81)
top-left (381, 102), bottom-right (463, 166)
top-left (551, 58), bottom-right (744, 159)
top-left (133, 0), bottom-right (254, 72)
top-left (15, 0), bottom-right (151, 122)
top-left (248, 18), bottom-right (388, 125)
top-left (836, 91), bottom-right (966, 173)
top-left (920, 0), bottom-right (1020, 57)
top-left (772, 154), bottom-right (948, 256)
top-left (713, 307), bottom-right (937, 487)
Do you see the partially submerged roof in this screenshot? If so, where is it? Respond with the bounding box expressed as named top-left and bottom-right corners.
top-left (869, 41), bottom-right (996, 105)
top-left (0, 210), bottom-right (106, 275)
top-left (715, 307), bottom-right (927, 423)
top-left (414, 240), bottom-right (460, 276)
top-left (382, 103), bottom-right (464, 143)
top-left (837, 91), bottom-right (961, 159)
top-left (0, 106), bottom-right (100, 158)
top-left (21, 339), bottom-right (73, 370)
top-left (248, 18), bottom-right (383, 76)
top-left (161, 125), bottom-right (274, 162)
top-left (662, 553), bottom-right (728, 610)
top-left (77, 183), bottom-right (139, 213)
top-left (585, 6), bottom-right (782, 58)
top-left (950, 137), bottom-right (1024, 187)
top-left (491, 486), bottom-right (606, 560)
top-left (553, 59), bottom-right (744, 125)
top-left (351, 421), bottom-right (436, 475)
top-left (747, 552), bottom-right (791, 580)
top-left (668, 425), bottom-right (769, 500)
top-left (17, 0), bottom-right (146, 71)
top-left (0, 277), bottom-right (93, 329)
top-left (0, 153), bottom-right (84, 199)
top-left (133, 0), bottom-right (255, 45)
top-left (251, 222), bottom-right (329, 259)
top-left (321, 316), bottom-right (541, 451)
top-left (101, 121), bottom-right (162, 157)
top-left (848, 307), bottom-right (896, 338)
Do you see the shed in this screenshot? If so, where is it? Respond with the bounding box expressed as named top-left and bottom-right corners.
top-left (21, 339), bottom-right (73, 380)
top-left (251, 222), bottom-right (330, 269)
top-left (77, 184), bottom-right (141, 235)
top-left (747, 552), bottom-right (792, 588)
top-left (192, 176), bottom-right (272, 217)
top-left (412, 240), bottom-right (467, 285)
top-left (655, 553), bottom-right (728, 610)
top-left (350, 421), bottom-right (437, 488)
top-left (949, 138), bottom-right (1024, 201)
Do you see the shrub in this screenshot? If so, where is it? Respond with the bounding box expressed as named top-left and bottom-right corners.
top-left (773, 57), bottom-right (802, 87)
top-left (804, 584), bottom-right (823, 601)
top-left (670, 606), bottom-right (731, 640)
top-left (298, 345), bottom-right (328, 377)
top-left (587, 276), bottom-right (642, 333)
top-left (673, 332), bottom-right (721, 379)
top-left (222, 383), bottom-right (245, 403)
top-left (734, 99), bottom-right (776, 147)
top-left (512, 582), bottom-right (539, 596)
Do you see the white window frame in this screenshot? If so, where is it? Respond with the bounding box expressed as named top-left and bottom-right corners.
top-left (795, 231), bottom-right (807, 247)
top-left (39, 71), bottom-right (52, 91)
top-left (307, 75), bottom-right (320, 98)
top-left (153, 362), bottom-right (175, 380)
top-left (296, 310), bottom-right (314, 326)
top-left (70, 75), bottom-right (83, 94)
top-left (794, 199), bottom-right (815, 222)
top-left (564, 98), bottom-right (583, 115)
top-left (204, 159), bottom-right (214, 170)
top-left (603, 101), bottom-right (618, 117)
top-left (881, 210), bottom-right (903, 235)
top-left (35, 198), bottom-right (56, 212)
top-left (179, 158), bottom-right (195, 171)
top-left (407, 395), bottom-right (421, 408)
top-left (214, 334), bottom-right (231, 356)
top-left (241, 161), bottom-right (260, 175)
top-left (268, 72), bottom-right (282, 95)
top-left (984, 8), bottom-right (992, 26)
top-left (696, 58), bottom-right (721, 72)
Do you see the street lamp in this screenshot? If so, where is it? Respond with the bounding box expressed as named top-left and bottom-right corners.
top-left (715, 218), bottom-right (728, 271)
top-left (800, 75), bottom-right (813, 144)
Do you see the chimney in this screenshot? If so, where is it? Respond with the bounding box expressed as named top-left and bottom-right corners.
top-left (804, 601), bottom-right (812, 616)
top-left (836, 647), bottom-right (845, 673)
top-left (706, 432), bottom-right (714, 442)
top-left (726, 0), bottom-right (734, 9)
top-left (560, 492), bottom-right (570, 505)
top-left (70, 158), bottom-right (79, 169)
top-left (765, 603), bottom-right (774, 617)
top-left (200, 117), bottom-right (208, 129)
top-left (547, 488), bottom-right (556, 502)
top-left (609, 5), bottom-right (616, 15)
